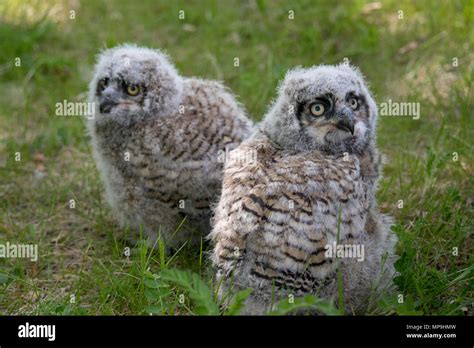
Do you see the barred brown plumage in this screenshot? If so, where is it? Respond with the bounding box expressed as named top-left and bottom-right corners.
top-left (209, 64), bottom-right (397, 315)
top-left (88, 45), bottom-right (253, 249)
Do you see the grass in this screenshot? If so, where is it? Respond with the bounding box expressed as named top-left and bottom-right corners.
top-left (0, 0), bottom-right (472, 315)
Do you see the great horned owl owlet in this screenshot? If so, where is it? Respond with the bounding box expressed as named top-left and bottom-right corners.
top-left (210, 64), bottom-right (397, 315)
top-left (88, 44), bottom-right (253, 249)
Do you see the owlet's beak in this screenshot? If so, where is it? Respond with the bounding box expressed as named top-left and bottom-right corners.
top-left (99, 99), bottom-right (117, 114)
top-left (99, 87), bottom-right (119, 114)
top-left (334, 106), bottom-right (355, 135)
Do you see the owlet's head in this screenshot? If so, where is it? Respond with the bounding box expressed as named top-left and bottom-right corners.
top-left (262, 64), bottom-right (378, 155)
top-left (89, 44), bottom-right (183, 125)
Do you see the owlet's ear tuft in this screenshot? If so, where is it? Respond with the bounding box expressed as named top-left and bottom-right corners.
top-left (337, 63), bottom-right (365, 83)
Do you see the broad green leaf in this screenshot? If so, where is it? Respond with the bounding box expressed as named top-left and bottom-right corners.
top-left (268, 295), bottom-right (339, 316)
top-left (160, 269), bottom-right (219, 315)
top-left (225, 288), bottom-right (253, 316)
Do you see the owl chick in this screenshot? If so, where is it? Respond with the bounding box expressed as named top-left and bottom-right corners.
top-left (88, 44), bottom-right (253, 250)
top-left (209, 64), bottom-right (397, 315)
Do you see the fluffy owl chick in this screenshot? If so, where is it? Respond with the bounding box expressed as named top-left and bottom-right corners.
top-left (210, 64), bottom-right (397, 315)
top-left (88, 44), bottom-right (253, 250)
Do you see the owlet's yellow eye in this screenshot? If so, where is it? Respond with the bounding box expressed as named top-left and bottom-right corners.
top-left (310, 102), bottom-right (325, 116)
top-left (126, 84), bottom-right (140, 96)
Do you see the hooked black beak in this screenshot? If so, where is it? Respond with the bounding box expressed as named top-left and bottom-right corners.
top-left (99, 100), bottom-right (117, 114)
top-left (335, 108), bottom-right (355, 135)
top-left (336, 120), bottom-right (354, 135)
